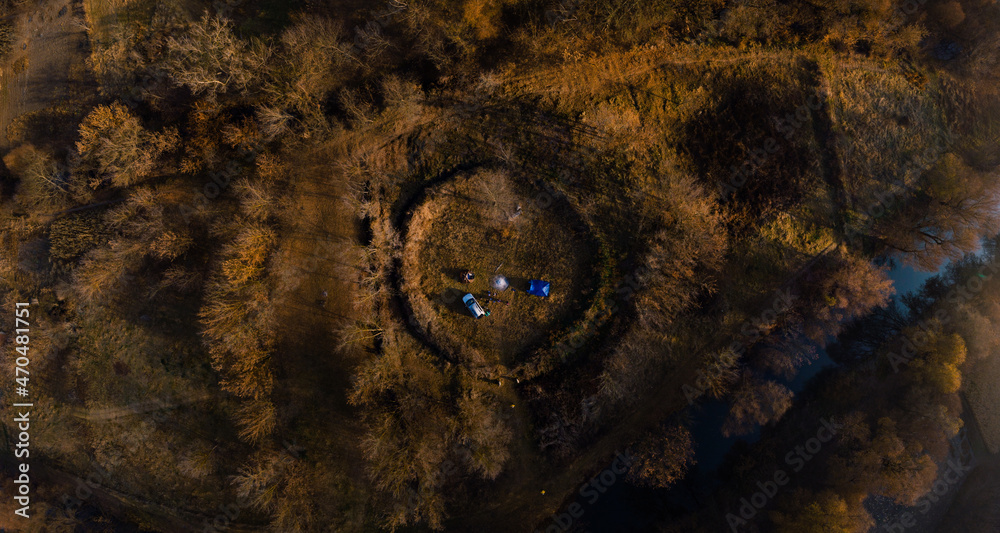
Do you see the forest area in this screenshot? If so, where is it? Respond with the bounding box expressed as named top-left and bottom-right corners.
top-left (0, 0), bottom-right (997, 531)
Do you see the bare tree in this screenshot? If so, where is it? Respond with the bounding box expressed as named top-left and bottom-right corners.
top-left (162, 14), bottom-right (269, 99)
top-left (877, 153), bottom-right (1000, 271)
top-left (3, 144), bottom-right (67, 211)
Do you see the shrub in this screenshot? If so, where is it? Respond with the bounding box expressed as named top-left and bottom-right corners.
top-left (0, 20), bottom-right (14, 57)
top-left (49, 211), bottom-right (110, 263)
top-left (162, 14), bottom-right (267, 99)
top-left (626, 421), bottom-right (696, 488)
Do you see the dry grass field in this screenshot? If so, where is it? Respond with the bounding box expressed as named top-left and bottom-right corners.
top-left (822, 57), bottom-right (951, 218)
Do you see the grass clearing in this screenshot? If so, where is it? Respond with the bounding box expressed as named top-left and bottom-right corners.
top-left (404, 171), bottom-right (599, 369)
top-left (822, 58), bottom-right (951, 211)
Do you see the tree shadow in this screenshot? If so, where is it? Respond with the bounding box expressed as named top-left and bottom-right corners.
top-left (441, 287), bottom-right (472, 316)
top-left (442, 267), bottom-right (471, 284)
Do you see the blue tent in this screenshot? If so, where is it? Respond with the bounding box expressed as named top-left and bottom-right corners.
top-left (527, 280), bottom-right (551, 298)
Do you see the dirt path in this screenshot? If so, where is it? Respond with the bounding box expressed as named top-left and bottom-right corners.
top-left (269, 139), bottom-right (372, 481)
top-left (509, 42), bottom-right (797, 109)
top-left (68, 391), bottom-right (214, 421)
top-left (0, 0), bottom-right (92, 150)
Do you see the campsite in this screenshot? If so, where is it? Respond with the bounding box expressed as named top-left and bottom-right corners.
top-left (0, 0), bottom-right (998, 532)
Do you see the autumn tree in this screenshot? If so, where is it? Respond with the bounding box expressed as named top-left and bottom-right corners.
top-left (196, 218), bottom-right (281, 445)
top-left (626, 420), bottom-right (696, 488)
top-left (267, 461), bottom-right (359, 532)
top-left (349, 326), bottom-right (512, 530)
top-left (350, 331), bottom-right (454, 529)
top-left (862, 418), bottom-right (939, 505)
top-left (634, 170), bottom-right (727, 330)
top-left (951, 299), bottom-right (1000, 361)
top-left (792, 250), bottom-right (894, 342)
top-left (904, 327), bottom-right (966, 396)
top-left (235, 398), bottom-right (277, 445)
top-left (256, 105), bottom-right (294, 142)
top-left (770, 490), bottom-right (870, 533)
top-left (201, 283), bottom-right (275, 398)
top-left (826, 302), bottom-right (910, 365)
top-left (722, 371), bottom-right (794, 437)
top-left (72, 185), bottom-right (199, 305)
top-left (594, 167), bottom-right (729, 411)
top-left (76, 102), bottom-right (178, 188)
top-left (233, 448), bottom-right (302, 518)
top-left (598, 329), bottom-right (672, 407)
top-left (260, 15), bottom-right (349, 132)
top-left (457, 388), bottom-right (514, 480)
top-left (751, 329), bottom-right (820, 380)
top-left (876, 153), bottom-right (1000, 271)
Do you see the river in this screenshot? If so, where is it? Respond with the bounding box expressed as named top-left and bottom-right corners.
top-left (575, 259), bottom-right (952, 532)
